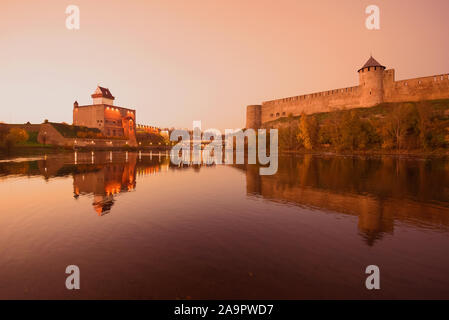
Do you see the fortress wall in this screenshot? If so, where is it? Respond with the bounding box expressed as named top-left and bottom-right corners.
top-left (36, 123), bottom-right (132, 148)
top-left (0, 123), bottom-right (42, 133)
top-left (260, 86), bottom-right (361, 124)
top-left (384, 73), bottom-right (449, 103)
top-left (248, 58), bottom-right (449, 128)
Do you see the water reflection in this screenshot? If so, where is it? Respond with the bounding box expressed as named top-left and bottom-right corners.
top-left (1, 152), bottom-right (449, 239)
top-left (242, 155), bottom-right (449, 246)
top-left (0, 152), bottom-right (214, 215)
top-left (1, 152), bottom-right (449, 299)
top-left (72, 153), bottom-right (138, 215)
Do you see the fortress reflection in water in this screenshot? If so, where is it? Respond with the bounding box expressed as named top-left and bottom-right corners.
top-left (243, 155), bottom-right (449, 246)
top-left (0, 152), bottom-right (170, 215)
top-left (72, 153), bottom-right (139, 215)
top-left (0, 151), bottom-right (218, 216)
top-left (1, 153), bottom-right (448, 246)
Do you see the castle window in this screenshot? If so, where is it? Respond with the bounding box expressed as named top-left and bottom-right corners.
top-left (368, 67), bottom-right (370, 71)
top-left (282, 112), bottom-right (286, 116)
top-left (276, 113), bottom-right (280, 117)
top-left (270, 113), bottom-right (274, 117)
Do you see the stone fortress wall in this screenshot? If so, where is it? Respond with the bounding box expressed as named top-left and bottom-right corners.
top-left (246, 56), bottom-right (449, 128)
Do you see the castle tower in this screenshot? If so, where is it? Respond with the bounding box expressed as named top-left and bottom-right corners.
top-left (358, 56), bottom-right (386, 107)
top-left (91, 86), bottom-right (115, 105)
top-left (246, 105), bottom-right (262, 129)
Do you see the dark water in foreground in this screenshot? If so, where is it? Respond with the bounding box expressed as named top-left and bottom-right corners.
top-left (0, 152), bottom-right (448, 299)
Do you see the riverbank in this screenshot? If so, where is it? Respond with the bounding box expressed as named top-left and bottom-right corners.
top-left (280, 148), bottom-right (449, 159)
top-left (0, 144), bottom-right (172, 159)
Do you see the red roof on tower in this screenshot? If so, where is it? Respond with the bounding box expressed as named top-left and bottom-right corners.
top-left (358, 56), bottom-right (386, 72)
top-left (91, 86), bottom-right (115, 100)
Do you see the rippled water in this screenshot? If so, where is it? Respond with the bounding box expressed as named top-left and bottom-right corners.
top-left (0, 152), bottom-right (448, 299)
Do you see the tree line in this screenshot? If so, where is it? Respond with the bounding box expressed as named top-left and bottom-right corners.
top-left (275, 101), bottom-right (449, 152)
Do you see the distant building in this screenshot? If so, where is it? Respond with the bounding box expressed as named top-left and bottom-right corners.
top-left (73, 86), bottom-right (137, 145)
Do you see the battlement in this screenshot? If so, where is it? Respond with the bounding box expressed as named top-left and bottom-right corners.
top-left (245, 56), bottom-right (449, 129)
top-left (263, 85), bottom-right (360, 106)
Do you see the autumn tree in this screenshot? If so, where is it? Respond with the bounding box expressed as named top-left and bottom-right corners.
top-left (279, 114), bottom-right (300, 150)
top-left (3, 128), bottom-right (29, 152)
top-left (298, 112), bottom-right (318, 150)
top-left (382, 103), bottom-right (419, 150)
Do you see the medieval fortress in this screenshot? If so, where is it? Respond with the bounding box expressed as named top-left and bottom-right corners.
top-left (246, 56), bottom-right (449, 129)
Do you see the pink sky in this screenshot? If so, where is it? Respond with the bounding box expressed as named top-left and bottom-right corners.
top-left (1, 0), bottom-right (448, 130)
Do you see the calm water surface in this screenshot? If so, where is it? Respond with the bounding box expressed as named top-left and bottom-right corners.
top-left (0, 152), bottom-right (449, 299)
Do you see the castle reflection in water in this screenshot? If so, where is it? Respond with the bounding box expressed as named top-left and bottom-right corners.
top-left (241, 155), bottom-right (449, 246)
top-left (0, 152), bottom-right (448, 246)
top-left (0, 152), bottom-right (170, 215)
top-left (72, 153), bottom-right (139, 215)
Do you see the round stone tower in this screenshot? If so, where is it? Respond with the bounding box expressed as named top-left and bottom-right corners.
top-left (246, 105), bottom-right (262, 129)
top-left (358, 56), bottom-right (386, 107)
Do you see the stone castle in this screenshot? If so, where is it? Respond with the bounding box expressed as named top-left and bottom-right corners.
top-left (73, 86), bottom-right (137, 144)
top-left (246, 56), bottom-right (449, 129)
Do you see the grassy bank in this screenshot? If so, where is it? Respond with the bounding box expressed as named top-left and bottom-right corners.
top-left (266, 99), bottom-right (449, 154)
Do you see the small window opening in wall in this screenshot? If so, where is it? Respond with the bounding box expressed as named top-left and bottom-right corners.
top-left (370, 90), bottom-right (372, 95)
top-left (282, 112), bottom-right (286, 116)
top-left (270, 114), bottom-right (274, 117)
top-left (276, 113), bottom-right (280, 117)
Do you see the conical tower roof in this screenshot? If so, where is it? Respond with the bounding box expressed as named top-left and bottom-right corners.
top-left (358, 56), bottom-right (385, 72)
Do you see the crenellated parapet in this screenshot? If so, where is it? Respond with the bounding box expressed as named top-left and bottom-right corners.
top-left (246, 55), bottom-right (449, 129)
